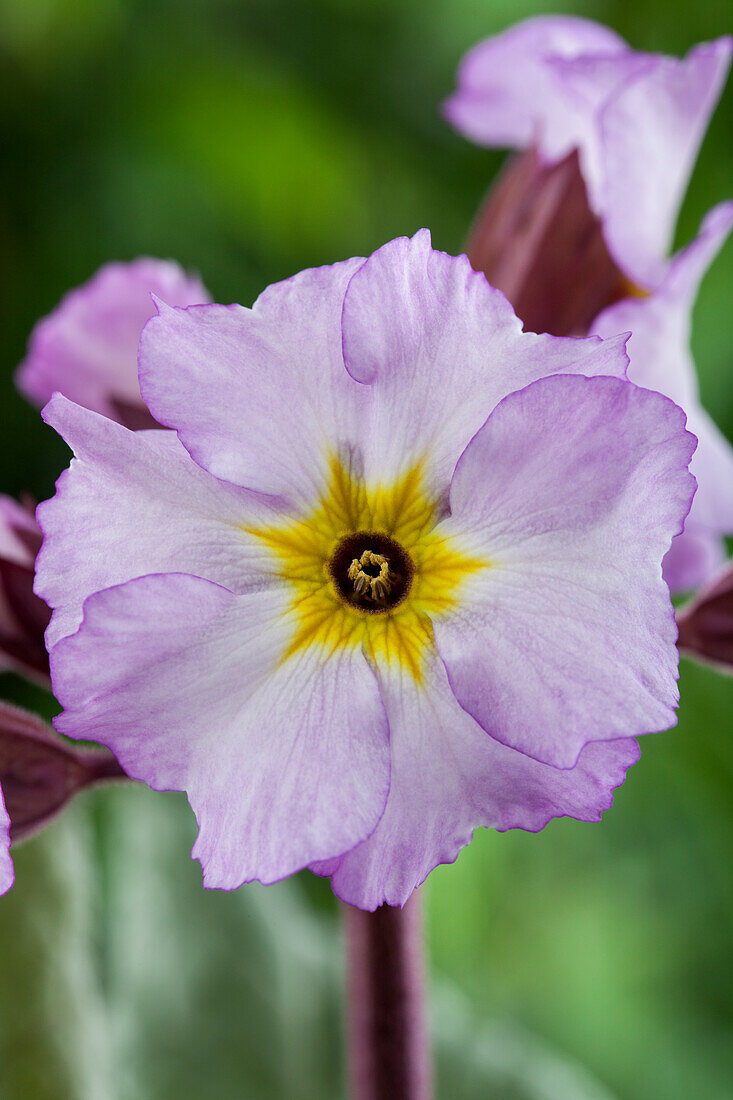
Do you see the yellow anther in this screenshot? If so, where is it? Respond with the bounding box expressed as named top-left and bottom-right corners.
top-left (348, 550), bottom-right (394, 604)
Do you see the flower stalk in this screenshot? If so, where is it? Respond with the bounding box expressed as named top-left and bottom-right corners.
top-left (343, 892), bottom-right (431, 1100)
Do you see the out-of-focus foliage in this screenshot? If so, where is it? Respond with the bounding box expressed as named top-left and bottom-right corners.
top-left (0, 1), bottom-right (731, 1097)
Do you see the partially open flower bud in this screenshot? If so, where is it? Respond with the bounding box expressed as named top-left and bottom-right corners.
top-left (466, 149), bottom-right (629, 338)
top-left (16, 258), bottom-right (210, 427)
top-left (448, 20), bottom-right (733, 595)
top-left (676, 563), bottom-right (733, 670)
top-left (0, 701), bottom-right (126, 841)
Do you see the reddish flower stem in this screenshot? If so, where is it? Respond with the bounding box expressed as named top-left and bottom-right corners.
top-left (343, 892), bottom-right (431, 1100)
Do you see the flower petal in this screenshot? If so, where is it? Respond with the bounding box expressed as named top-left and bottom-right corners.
top-left (595, 39), bottom-right (732, 286)
top-left (443, 16), bottom-right (625, 158)
top-left (664, 405), bottom-right (733, 592)
top-left (340, 229), bottom-right (628, 493)
top-left (50, 573), bottom-right (390, 887)
top-left (592, 201), bottom-right (733, 589)
top-left (0, 785), bottom-right (12, 896)
top-left (664, 528), bottom-right (726, 596)
top-left (0, 496), bottom-right (39, 566)
top-left (139, 236), bottom-right (628, 506)
top-left (138, 259), bottom-right (370, 505)
top-left (593, 202), bottom-right (733, 407)
top-left (434, 375), bottom-right (696, 768)
top-left (313, 651), bottom-right (639, 910)
top-left (16, 258), bottom-right (209, 423)
top-left (36, 395), bottom-right (285, 648)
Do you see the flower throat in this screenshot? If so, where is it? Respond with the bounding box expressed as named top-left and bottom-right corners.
top-left (328, 531), bottom-right (414, 613)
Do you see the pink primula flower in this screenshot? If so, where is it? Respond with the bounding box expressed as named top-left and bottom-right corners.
top-left (445, 17), bottom-right (733, 591)
top-left (36, 232), bottom-right (695, 909)
top-left (5, 260), bottom-right (210, 681)
top-left (17, 257), bottom-right (210, 429)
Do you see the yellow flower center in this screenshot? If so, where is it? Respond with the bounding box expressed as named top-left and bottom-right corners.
top-left (246, 454), bottom-right (487, 681)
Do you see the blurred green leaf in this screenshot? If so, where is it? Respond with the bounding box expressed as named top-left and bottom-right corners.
top-left (0, 805), bottom-right (112, 1099)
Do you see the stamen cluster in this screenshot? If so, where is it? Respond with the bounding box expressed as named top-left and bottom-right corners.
top-left (347, 550), bottom-right (394, 604)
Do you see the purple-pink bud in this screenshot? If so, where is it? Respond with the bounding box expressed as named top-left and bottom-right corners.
top-left (0, 701), bottom-right (126, 841)
top-left (466, 150), bottom-right (630, 337)
top-left (677, 564), bottom-right (733, 670)
top-left (0, 497), bottom-right (50, 683)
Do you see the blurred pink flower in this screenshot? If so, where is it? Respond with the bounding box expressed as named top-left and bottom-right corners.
top-left (446, 16), bottom-right (733, 591)
top-left (17, 258), bottom-right (210, 429)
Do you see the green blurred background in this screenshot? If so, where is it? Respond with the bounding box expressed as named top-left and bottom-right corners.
top-left (0, 1), bottom-right (731, 1097)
